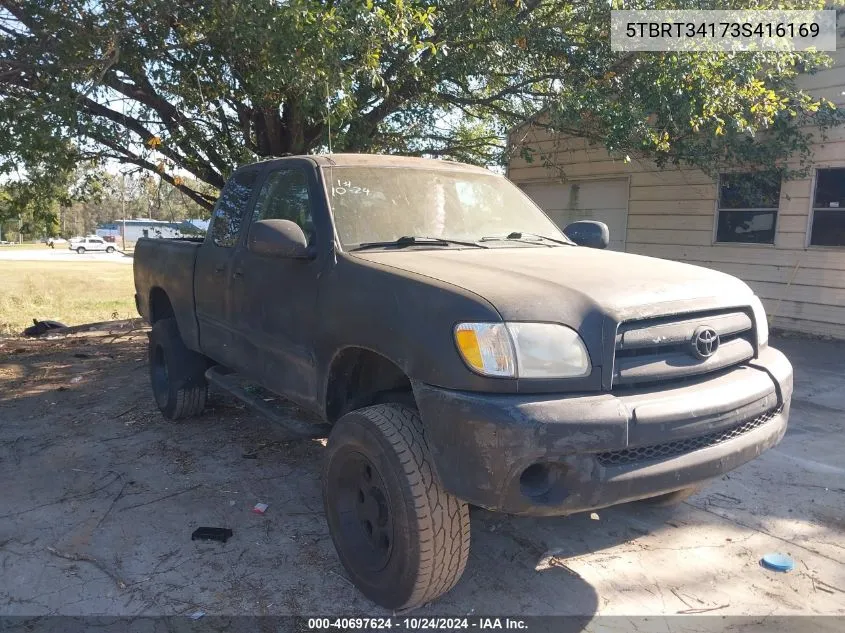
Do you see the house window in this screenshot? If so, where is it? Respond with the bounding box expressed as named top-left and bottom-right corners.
top-left (716, 172), bottom-right (781, 244)
top-left (809, 168), bottom-right (845, 247)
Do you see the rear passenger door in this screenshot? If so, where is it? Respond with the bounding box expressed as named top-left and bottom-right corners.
top-left (194, 168), bottom-right (260, 368)
top-left (229, 164), bottom-right (322, 407)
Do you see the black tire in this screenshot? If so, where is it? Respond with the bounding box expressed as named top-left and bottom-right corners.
top-left (106, 246), bottom-right (115, 253)
top-left (148, 318), bottom-right (208, 420)
top-left (639, 486), bottom-right (699, 507)
top-left (323, 404), bottom-right (470, 610)
top-left (76, 246), bottom-right (85, 254)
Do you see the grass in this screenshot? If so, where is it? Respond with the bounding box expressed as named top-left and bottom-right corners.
top-left (0, 243), bottom-right (50, 250)
top-left (0, 261), bottom-right (136, 336)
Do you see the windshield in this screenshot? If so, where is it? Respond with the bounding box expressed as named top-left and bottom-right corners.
top-left (322, 166), bottom-right (568, 249)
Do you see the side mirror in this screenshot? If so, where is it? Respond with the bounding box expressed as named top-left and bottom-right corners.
top-left (248, 219), bottom-right (311, 258)
top-left (563, 220), bottom-right (609, 249)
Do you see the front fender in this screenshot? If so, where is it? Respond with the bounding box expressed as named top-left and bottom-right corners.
top-left (315, 254), bottom-right (514, 397)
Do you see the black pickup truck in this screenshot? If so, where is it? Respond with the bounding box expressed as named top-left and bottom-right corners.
top-left (134, 154), bottom-right (792, 610)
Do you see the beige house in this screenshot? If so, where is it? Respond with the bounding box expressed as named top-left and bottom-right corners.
top-left (508, 26), bottom-right (845, 338)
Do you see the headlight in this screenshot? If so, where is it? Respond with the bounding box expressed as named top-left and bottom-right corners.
top-left (750, 296), bottom-right (769, 347)
top-left (454, 322), bottom-right (591, 378)
top-left (507, 322), bottom-right (591, 377)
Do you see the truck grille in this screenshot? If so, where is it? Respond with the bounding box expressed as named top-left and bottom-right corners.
top-left (613, 309), bottom-right (755, 388)
top-left (596, 407), bottom-right (781, 467)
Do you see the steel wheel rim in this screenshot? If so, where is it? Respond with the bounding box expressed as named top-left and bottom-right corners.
top-left (330, 451), bottom-right (395, 573)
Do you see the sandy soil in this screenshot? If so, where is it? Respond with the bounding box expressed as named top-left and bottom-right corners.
top-left (0, 330), bottom-right (843, 620)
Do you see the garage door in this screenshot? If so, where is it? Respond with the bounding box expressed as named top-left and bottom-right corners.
top-left (520, 179), bottom-right (630, 251)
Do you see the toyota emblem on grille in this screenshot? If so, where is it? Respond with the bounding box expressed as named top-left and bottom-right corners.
top-left (691, 326), bottom-right (720, 359)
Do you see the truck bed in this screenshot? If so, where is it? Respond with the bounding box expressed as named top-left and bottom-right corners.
top-left (133, 237), bottom-right (202, 350)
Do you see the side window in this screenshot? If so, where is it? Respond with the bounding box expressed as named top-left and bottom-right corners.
top-left (252, 169), bottom-right (315, 244)
top-left (716, 172), bottom-right (781, 244)
top-left (809, 168), bottom-right (845, 246)
top-left (211, 170), bottom-right (258, 247)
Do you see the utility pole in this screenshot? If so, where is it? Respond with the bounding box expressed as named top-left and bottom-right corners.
top-left (121, 170), bottom-right (127, 252)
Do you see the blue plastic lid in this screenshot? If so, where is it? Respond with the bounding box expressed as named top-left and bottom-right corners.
top-left (761, 553), bottom-right (794, 572)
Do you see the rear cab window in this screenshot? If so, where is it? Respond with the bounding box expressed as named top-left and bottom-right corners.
top-left (210, 169), bottom-right (259, 247)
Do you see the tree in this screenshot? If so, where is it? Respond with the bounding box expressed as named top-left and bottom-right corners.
top-left (0, 160), bottom-right (207, 240)
top-left (0, 161), bottom-right (75, 240)
top-left (0, 0), bottom-right (842, 211)
top-left (536, 3), bottom-right (845, 181)
top-left (56, 169), bottom-right (210, 238)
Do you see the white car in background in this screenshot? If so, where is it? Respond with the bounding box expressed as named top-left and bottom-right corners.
top-left (69, 236), bottom-right (117, 254)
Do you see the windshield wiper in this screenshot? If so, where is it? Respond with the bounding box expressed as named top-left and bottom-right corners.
top-left (351, 236), bottom-right (489, 251)
top-left (480, 231), bottom-right (573, 246)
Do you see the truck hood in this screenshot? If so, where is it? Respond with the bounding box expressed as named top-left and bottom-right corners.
top-left (353, 247), bottom-right (755, 324)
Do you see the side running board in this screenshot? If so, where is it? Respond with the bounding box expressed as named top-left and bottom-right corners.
top-left (205, 366), bottom-right (332, 439)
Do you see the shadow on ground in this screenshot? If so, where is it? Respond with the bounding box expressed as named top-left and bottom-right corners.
top-left (0, 333), bottom-right (843, 620)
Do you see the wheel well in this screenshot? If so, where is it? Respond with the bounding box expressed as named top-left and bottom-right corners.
top-left (325, 348), bottom-right (414, 422)
top-left (149, 287), bottom-right (175, 324)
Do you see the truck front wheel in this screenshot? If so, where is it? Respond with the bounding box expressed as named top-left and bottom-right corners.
top-left (148, 318), bottom-right (207, 420)
top-left (323, 404), bottom-right (470, 610)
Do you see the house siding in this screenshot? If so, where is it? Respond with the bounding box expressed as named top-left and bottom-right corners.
top-left (508, 24), bottom-right (845, 338)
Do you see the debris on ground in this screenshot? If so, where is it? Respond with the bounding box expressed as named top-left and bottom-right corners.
top-left (42, 318), bottom-right (143, 339)
top-left (252, 502), bottom-right (269, 514)
top-left (191, 527), bottom-right (233, 543)
top-left (22, 319), bottom-right (67, 337)
top-left (189, 611), bottom-right (205, 620)
top-left (46, 547), bottom-right (127, 589)
top-left (677, 603), bottom-right (730, 614)
top-left (762, 553), bottom-right (795, 572)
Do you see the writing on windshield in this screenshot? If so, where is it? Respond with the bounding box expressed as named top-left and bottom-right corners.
top-left (323, 167), bottom-right (564, 248)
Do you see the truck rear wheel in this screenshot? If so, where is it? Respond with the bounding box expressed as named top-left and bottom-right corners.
top-left (148, 318), bottom-right (207, 420)
top-left (323, 404), bottom-right (470, 610)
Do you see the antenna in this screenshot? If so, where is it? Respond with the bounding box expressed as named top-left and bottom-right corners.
top-left (325, 80), bottom-right (332, 155)
top-left (325, 80), bottom-right (337, 266)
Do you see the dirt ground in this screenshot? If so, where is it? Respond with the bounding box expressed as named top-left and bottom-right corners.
top-left (0, 329), bottom-right (843, 620)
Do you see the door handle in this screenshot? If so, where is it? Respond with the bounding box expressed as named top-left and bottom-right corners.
top-left (232, 268), bottom-right (244, 279)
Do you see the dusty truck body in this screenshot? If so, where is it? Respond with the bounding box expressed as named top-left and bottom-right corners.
top-left (134, 154), bottom-right (793, 610)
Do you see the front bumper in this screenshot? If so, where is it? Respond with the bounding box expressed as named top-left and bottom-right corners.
top-left (413, 346), bottom-right (792, 516)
